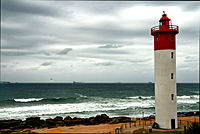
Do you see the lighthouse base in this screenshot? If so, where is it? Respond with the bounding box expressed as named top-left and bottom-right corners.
top-left (155, 117), bottom-right (178, 129)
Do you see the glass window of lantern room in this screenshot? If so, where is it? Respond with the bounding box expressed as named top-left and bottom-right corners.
top-left (162, 21), bottom-right (166, 25)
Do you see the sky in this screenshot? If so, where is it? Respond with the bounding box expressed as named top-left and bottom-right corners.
top-left (1, 0), bottom-right (199, 83)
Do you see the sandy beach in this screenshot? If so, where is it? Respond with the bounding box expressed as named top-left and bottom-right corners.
top-left (14, 116), bottom-right (198, 133)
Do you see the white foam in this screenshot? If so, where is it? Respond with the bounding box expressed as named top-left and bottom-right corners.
top-left (177, 95), bottom-right (199, 104)
top-left (0, 97), bottom-right (154, 120)
top-left (1, 95), bottom-right (198, 120)
top-left (14, 98), bottom-right (43, 102)
top-left (127, 96), bottom-right (153, 99)
top-left (177, 95), bottom-right (190, 99)
top-left (75, 93), bottom-right (87, 98)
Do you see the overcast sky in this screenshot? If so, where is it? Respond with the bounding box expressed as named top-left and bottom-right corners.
top-left (1, 0), bottom-right (199, 83)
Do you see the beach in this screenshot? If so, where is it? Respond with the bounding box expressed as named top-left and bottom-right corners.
top-left (0, 114), bottom-right (199, 133)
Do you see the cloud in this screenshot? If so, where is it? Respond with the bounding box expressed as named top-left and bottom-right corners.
top-left (2, 0), bottom-right (60, 18)
top-left (1, 0), bottom-right (199, 83)
top-left (184, 56), bottom-right (198, 62)
top-left (1, 50), bottom-right (36, 56)
top-left (57, 48), bottom-right (72, 55)
top-left (2, 65), bottom-right (7, 68)
top-left (95, 62), bottom-right (114, 66)
top-left (128, 58), bottom-right (152, 63)
top-left (99, 44), bottom-right (122, 48)
top-left (39, 51), bottom-right (51, 56)
top-left (40, 62), bottom-right (52, 66)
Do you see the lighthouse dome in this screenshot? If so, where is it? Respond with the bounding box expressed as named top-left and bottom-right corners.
top-left (159, 12), bottom-right (170, 22)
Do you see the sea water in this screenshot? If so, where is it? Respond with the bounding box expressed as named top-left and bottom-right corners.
top-left (0, 83), bottom-right (199, 120)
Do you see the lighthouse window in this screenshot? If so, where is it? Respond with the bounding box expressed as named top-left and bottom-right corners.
top-left (156, 36), bottom-right (158, 42)
top-left (171, 94), bottom-right (174, 100)
top-left (171, 35), bottom-right (174, 40)
top-left (171, 73), bottom-right (174, 79)
top-left (162, 21), bottom-right (166, 25)
top-left (171, 52), bottom-right (173, 59)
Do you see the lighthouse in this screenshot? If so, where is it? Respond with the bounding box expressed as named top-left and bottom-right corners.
top-left (151, 12), bottom-right (179, 129)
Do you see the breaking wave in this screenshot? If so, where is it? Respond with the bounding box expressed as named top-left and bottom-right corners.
top-left (14, 98), bottom-right (43, 102)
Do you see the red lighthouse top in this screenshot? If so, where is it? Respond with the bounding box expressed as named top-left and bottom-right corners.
top-left (151, 12), bottom-right (179, 51)
top-left (159, 11), bottom-right (170, 22)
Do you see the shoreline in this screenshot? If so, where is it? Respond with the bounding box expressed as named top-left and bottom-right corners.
top-left (0, 111), bottom-right (199, 133)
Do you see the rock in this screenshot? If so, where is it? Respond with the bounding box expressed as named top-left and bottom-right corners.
top-left (71, 117), bottom-right (84, 125)
top-left (109, 117), bottom-right (131, 124)
top-left (88, 117), bottom-right (97, 125)
top-left (94, 114), bottom-right (110, 124)
top-left (149, 115), bottom-right (155, 119)
top-left (26, 117), bottom-right (40, 122)
top-left (45, 119), bottom-right (56, 128)
top-left (54, 116), bottom-right (63, 121)
top-left (25, 117), bottom-right (44, 128)
top-left (53, 116), bottom-right (64, 126)
top-left (152, 122), bottom-right (160, 129)
top-left (64, 116), bottom-right (73, 126)
top-left (0, 119), bottom-right (22, 129)
top-left (64, 116), bottom-right (72, 121)
top-left (81, 118), bottom-right (90, 125)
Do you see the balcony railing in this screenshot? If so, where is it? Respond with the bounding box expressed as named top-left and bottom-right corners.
top-left (151, 25), bottom-right (179, 32)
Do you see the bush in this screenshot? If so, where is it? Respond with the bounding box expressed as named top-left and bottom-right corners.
top-left (187, 122), bottom-right (200, 134)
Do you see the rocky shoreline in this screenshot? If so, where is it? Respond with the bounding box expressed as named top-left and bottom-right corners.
top-left (0, 111), bottom-right (199, 132)
top-left (0, 114), bottom-right (131, 131)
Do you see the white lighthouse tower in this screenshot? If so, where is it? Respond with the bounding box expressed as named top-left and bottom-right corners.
top-left (151, 12), bottom-right (179, 129)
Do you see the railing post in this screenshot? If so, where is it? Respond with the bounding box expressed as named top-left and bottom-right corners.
top-left (115, 128), bottom-right (120, 134)
top-left (184, 125), bottom-right (187, 134)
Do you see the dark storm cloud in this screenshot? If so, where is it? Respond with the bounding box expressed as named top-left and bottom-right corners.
top-left (1, 50), bottom-right (36, 56)
top-left (57, 48), bottom-right (72, 55)
top-left (68, 1), bottom-right (133, 15)
top-left (40, 62), bottom-right (52, 66)
top-left (2, 0), bottom-right (59, 17)
top-left (178, 2), bottom-right (200, 11)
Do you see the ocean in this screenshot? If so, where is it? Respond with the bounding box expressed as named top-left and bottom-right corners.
top-left (0, 83), bottom-right (199, 120)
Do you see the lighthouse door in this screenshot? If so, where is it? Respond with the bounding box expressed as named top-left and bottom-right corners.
top-left (171, 119), bottom-right (175, 129)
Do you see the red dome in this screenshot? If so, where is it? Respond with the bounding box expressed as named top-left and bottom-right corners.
top-left (159, 13), bottom-right (169, 22)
